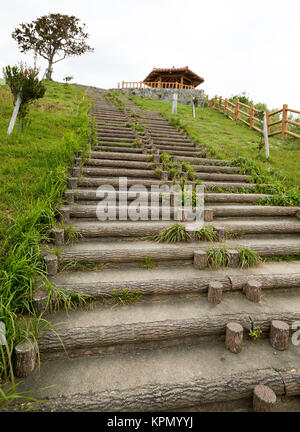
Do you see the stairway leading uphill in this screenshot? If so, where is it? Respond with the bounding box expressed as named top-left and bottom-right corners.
top-left (14, 87), bottom-right (300, 412)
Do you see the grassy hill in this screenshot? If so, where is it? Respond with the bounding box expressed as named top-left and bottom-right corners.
top-left (0, 82), bottom-right (90, 392)
top-left (125, 95), bottom-right (300, 190)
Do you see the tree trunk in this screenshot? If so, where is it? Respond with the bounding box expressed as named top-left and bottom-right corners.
top-left (46, 58), bottom-right (53, 80)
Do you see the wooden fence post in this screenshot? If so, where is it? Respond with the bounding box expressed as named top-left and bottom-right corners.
top-left (224, 98), bottom-right (228, 115)
top-left (250, 104), bottom-right (254, 128)
top-left (214, 95), bottom-right (217, 108)
top-left (266, 111), bottom-right (270, 136)
top-left (234, 99), bottom-right (239, 121)
top-left (282, 104), bottom-right (288, 138)
top-left (122, 81), bottom-right (124, 89)
top-left (263, 111), bottom-right (270, 159)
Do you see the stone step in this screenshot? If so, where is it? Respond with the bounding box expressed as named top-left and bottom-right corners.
top-left (13, 339), bottom-right (300, 411)
top-left (38, 289), bottom-right (300, 358)
top-left (53, 237), bottom-right (300, 265)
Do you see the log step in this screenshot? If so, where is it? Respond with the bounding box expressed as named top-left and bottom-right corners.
top-left (53, 237), bottom-right (300, 264)
top-left (210, 205), bottom-right (300, 217)
top-left (49, 262), bottom-right (300, 298)
top-left (81, 167), bottom-right (159, 179)
top-left (70, 219), bottom-right (300, 238)
top-left (13, 339), bottom-right (300, 411)
top-left (38, 290), bottom-right (300, 356)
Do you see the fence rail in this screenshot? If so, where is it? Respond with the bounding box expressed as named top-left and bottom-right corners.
top-left (122, 81), bottom-right (194, 90)
top-left (205, 95), bottom-right (300, 139)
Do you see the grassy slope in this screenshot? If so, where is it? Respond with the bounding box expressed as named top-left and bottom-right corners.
top-left (0, 82), bottom-right (91, 389)
top-left (129, 96), bottom-right (299, 189)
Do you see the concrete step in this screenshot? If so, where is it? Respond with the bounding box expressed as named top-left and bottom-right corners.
top-left (13, 339), bottom-right (300, 411)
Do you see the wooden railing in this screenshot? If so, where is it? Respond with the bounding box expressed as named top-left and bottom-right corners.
top-left (122, 81), bottom-right (194, 90)
top-left (205, 95), bottom-right (300, 139)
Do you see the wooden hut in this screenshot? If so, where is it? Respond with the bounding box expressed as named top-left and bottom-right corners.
top-left (142, 66), bottom-right (204, 89)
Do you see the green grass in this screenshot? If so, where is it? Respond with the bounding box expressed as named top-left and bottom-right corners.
top-left (111, 289), bottom-right (141, 305)
top-left (140, 255), bottom-right (156, 269)
top-left (237, 247), bottom-right (262, 268)
top-left (127, 96), bottom-right (299, 190)
top-left (151, 223), bottom-right (190, 243)
top-left (206, 245), bottom-right (230, 269)
top-left (195, 226), bottom-right (217, 242)
top-left (0, 81), bottom-right (91, 398)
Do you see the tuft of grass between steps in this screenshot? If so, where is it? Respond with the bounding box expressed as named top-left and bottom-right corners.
top-left (206, 245), bottom-right (261, 269)
top-left (0, 81), bottom-right (91, 405)
top-left (124, 95), bottom-right (299, 197)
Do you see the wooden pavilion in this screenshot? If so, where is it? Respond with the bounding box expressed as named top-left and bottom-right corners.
top-left (142, 66), bottom-right (204, 89)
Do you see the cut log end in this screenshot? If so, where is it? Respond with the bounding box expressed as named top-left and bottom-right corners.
top-left (270, 320), bottom-right (289, 351)
top-left (52, 228), bottom-right (64, 246)
top-left (32, 288), bottom-right (49, 315)
top-left (253, 384), bottom-right (277, 412)
top-left (14, 340), bottom-right (37, 378)
top-left (204, 208), bottom-right (214, 222)
top-left (208, 281), bottom-right (223, 304)
top-left (194, 250), bottom-right (207, 270)
top-left (245, 279), bottom-right (262, 303)
top-left (44, 254), bottom-right (58, 276)
top-left (225, 322), bottom-right (243, 353)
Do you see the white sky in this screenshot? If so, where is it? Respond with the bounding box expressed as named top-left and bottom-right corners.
top-left (1, 0), bottom-right (300, 109)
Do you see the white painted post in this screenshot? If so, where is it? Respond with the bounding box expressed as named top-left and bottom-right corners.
top-left (263, 111), bottom-right (269, 159)
top-left (192, 98), bottom-right (196, 118)
top-left (172, 93), bottom-right (178, 114)
top-left (7, 93), bottom-right (22, 135)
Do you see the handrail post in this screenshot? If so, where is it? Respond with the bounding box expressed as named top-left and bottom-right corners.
top-left (250, 104), bottom-right (254, 128)
top-left (234, 98), bottom-right (239, 121)
top-left (122, 81), bottom-right (124, 89)
top-left (214, 95), bottom-right (217, 108)
top-left (266, 111), bottom-right (270, 136)
top-left (224, 98), bottom-right (228, 115)
top-left (282, 104), bottom-right (288, 138)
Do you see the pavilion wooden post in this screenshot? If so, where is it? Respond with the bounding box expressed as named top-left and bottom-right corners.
top-left (282, 104), bottom-right (288, 138)
top-left (250, 104), bottom-right (254, 128)
top-left (234, 99), bottom-right (239, 121)
top-left (180, 76), bottom-right (183, 89)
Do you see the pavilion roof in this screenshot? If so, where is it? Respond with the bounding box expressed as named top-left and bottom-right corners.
top-left (143, 66), bottom-right (204, 87)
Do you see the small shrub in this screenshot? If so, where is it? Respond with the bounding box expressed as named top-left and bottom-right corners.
top-left (249, 329), bottom-right (262, 340)
top-left (140, 255), bottom-right (156, 269)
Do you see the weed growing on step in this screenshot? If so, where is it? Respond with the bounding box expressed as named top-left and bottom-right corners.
top-left (151, 223), bottom-right (190, 243)
top-left (140, 255), bottom-right (156, 269)
top-left (264, 254), bottom-right (300, 262)
top-left (237, 247), bottom-right (262, 268)
top-left (132, 140), bottom-right (142, 148)
top-left (206, 245), bottom-right (230, 269)
top-left (249, 329), bottom-right (262, 340)
top-left (224, 229), bottom-right (243, 240)
top-left (253, 189), bottom-right (300, 207)
top-left (58, 223), bottom-right (82, 244)
top-left (59, 259), bottom-right (107, 272)
top-left (111, 289), bottom-right (141, 305)
top-left (44, 281), bottom-right (93, 313)
top-left (195, 226), bottom-right (217, 242)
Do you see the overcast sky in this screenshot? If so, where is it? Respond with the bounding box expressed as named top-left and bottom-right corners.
top-left (1, 0), bottom-right (300, 109)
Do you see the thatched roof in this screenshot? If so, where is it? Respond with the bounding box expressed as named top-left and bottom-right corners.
top-left (143, 66), bottom-right (204, 88)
